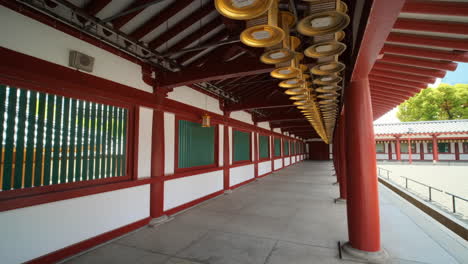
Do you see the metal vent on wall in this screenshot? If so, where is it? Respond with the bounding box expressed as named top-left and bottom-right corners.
top-left (69, 50), bottom-right (95, 72)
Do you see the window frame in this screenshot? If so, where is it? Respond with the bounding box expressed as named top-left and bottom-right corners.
top-left (174, 116), bottom-right (219, 173)
top-left (376, 143), bottom-right (386, 153)
top-left (0, 84), bottom-right (136, 202)
top-left (400, 142), bottom-right (417, 154)
top-left (463, 142), bottom-right (468, 154)
top-left (427, 142), bottom-right (451, 154)
top-left (273, 137), bottom-right (282, 157)
top-left (283, 139), bottom-right (290, 157)
top-left (258, 134), bottom-right (270, 161)
top-left (232, 128), bottom-right (252, 165)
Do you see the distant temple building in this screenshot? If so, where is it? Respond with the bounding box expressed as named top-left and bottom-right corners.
top-left (374, 120), bottom-right (468, 162)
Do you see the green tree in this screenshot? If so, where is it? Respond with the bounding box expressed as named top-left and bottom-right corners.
top-left (397, 84), bottom-right (468, 121)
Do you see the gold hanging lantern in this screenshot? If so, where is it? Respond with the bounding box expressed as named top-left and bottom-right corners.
top-left (214, 0), bottom-right (273, 20)
top-left (279, 78), bottom-right (305, 88)
top-left (297, 11), bottom-right (350, 37)
top-left (284, 87), bottom-right (309, 95)
top-left (335, 31), bottom-right (345, 41)
top-left (201, 113), bottom-right (211, 128)
top-left (271, 48), bottom-right (302, 79)
top-left (260, 11), bottom-right (296, 64)
top-left (313, 75), bottom-right (342, 85)
top-left (240, 0), bottom-right (284, 48)
top-left (316, 85), bottom-right (342, 93)
top-left (311, 61), bottom-right (345, 75)
top-left (304, 41), bottom-right (346, 58)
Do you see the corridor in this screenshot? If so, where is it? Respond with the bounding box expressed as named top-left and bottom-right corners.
top-left (65, 162), bottom-right (467, 264)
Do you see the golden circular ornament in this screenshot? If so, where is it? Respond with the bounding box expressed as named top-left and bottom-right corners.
top-left (215, 0), bottom-right (273, 20)
top-left (297, 11), bottom-right (350, 36)
top-left (304, 41), bottom-right (346, 58)
top-left (311, 61), bottom-right (345, 75)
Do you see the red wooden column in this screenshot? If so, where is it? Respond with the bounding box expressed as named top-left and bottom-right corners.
top-left (395, 137), bottom-right (401, 161)
top-left (388, 142), bottom-right (392, 160)
top-left (254, 130), bottom-right (259, 177)
top-left (420, 142), bottom-right (425, 160)
top-left (344, 78), bottom-right (382, 253)
top-left (432, 134), bottom-right (439, 162)
top-left (337, 111), bottom-right (347, 200)
top-left (455, 142), bottom-right (460, 161)
top-left (150, 109), bottom-right (165, 218)
top-left (271, 136), bottom-right (275, 171)
top-left (408, 138), bottom-right (412, 164)
top-left (223, 112), bottom-right (231, 191)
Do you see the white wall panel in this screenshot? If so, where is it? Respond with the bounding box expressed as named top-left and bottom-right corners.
top-left (0, 185), bottom-right (150, 264)
top-left (258, 161), bottom-right (272, 176)
top-left (0, 7), bottom-right (152, 93)
top-left (439, 154), bottom-right (455, 160)
top-left (274, 159), bottom-right (282, 170)
top-left (230, 164), bottom-right (255, 186)
top-left (257, 122), bottom-right (270, 130)
top-left (285, 157), bottom-right (290, 166)
top-left (164, 112), bottom-right (175, 175)
top-left (167, 86), bottom-right (223, 115)
top-left (138, 107), bottom-right (153, 179)
top-left (164, 170), bottom-right (224, 210)
top-left (231, 111), bottom-right (253, 124)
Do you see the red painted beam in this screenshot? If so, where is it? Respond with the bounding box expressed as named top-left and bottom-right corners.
top-left (387, 33), bottom-right (468, 51)
top-left (255, 115), bottom-right (304, 122)
top-left (402, 0), bottom-right (468, 17)
top-left (165, 17), bottom-right (222, 54)
top-left (372, 61), bottom-right (446, 78)
top-left (381, 45), bottom-right (468, 63)
top-left (270, 122), bottom-right (310, 129)
top-left (351, 0), bottom-right (406, 80)
top-left (371, 86), bottom-right (414, 97)
top-left (369, 75), bottom-right (428, 89)
top-left (394, 18), bottom-right (468, 35)
top-left (380, 54), bottom-right (458, 71)
top-left (130, 1), bottom-right (192, 40)
top-left (371, 95), bottom-right (407, 104)
top-left (149, 4), bottom-right (215, 49)
top-left (370, 69), bottom-right (436, 84)
top-left (224, 101), bottom-right (293, 111)
top-left (158, 57), bottom-right (273, 89)
top-left (370, 81), bottom-right (421, 93)
top-left (112, 0), bottom-right (155, 29)
top-left (370, 90), bottom-right (410, 101)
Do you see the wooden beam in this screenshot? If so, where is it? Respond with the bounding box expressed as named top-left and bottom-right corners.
top-left (112, 0), bottom-right (156, 29)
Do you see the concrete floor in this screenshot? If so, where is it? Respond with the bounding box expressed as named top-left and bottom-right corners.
top-left (64, 161), bottom-right (468, 264)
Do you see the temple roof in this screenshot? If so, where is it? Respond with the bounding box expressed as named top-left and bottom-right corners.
top-left (374, 119), bottom-right (468, 135)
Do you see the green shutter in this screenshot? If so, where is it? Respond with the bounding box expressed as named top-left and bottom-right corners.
top-left (60, 97), bottom-right (70, 183)
top-left (233, 130), bottom-right (250, 162)
top-left (178, 120), bottom-right (215, 168)
top-left (274, 138), bottom-right (281, 157)
top-left (88, 102), bottom-right (97, 179)
top-left (259, 135), bottom-right (269, 159)
top-left (68, 99), bottom-right (77, 182)
top-left (284, 140), bottom-right (290, 156)
top-left (82, 101), bottom-right (90, 181)
top-left (43, 94), bottom-right (55, 186)
top-left (3, 87), bottom-right (17, 190)
top-left (34, 93), bottom-right (46, 187)
top-left (24, 91), bottom-right (37, 188)
top-left (13, 89), bottom-right (27, 189)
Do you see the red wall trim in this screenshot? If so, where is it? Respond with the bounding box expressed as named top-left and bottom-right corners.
top-left (164, 168), bottom-right (224, 181)
top-left (26, 217), bottom-right (151, 264)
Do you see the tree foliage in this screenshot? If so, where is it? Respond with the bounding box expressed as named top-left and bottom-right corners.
top-left (397, 84), bottom-right (468, 122)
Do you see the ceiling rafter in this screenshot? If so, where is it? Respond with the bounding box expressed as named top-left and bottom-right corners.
top-left (84, 0), bottom-right (112, 16)
top-left (130, 1), bottom-right (192, 40)
top-left (112, 0), bottom-right (156, 29)
top-left (176, 31), bottom-right (229, 64)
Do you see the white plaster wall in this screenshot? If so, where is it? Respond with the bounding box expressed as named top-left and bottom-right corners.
top-left (0, 7), bottom-right (152, 93)
top-left (257, 122), bottom-right (270, 130)
top-left (258, 161), bottom-right (272, 176)
top-left (229, 127), bottom-right (233, 165)
top-left (377, 154), bottom-right (388, 160)
top-left (439, 154), bottom-right (456, 160)
top-left (460, 154), bottom-right (468, 160)
top-left (274, 159), bottom-right (282, 170)
top-left (231, 111), bottom-right (253, 125)
top-left (164, 112), bottom-right (175, 175)
top-left (230, 164), bottom-right (255, 187)
top-left (219, 125), bottom-right (224, 166)
top-left (285, 157), bottom-right (291, 166)
top-left (292, 156), bottom-right (296, 163)
top-left (164, 170), bottom-right (223, 210)
top-left (167, 86), bottom-right (223, 115)
top-left (138, 107), bottom-right (153, 179)
top-left (273, 128), bottom-right (281, 133)
top-left (0, 185), bottom-right (150, 264)
top-left (426, 154), bottom-right (434, 160)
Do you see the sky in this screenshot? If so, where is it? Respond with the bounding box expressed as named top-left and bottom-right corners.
top-left (373, 62), bottom-right (468, 124)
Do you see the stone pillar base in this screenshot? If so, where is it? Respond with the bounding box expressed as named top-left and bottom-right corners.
top-left (342, 242), bottom-right (389, 264)
top-left (149, 215), bottom-right (172, 227)
top-left (334, 198), bottom-right (346, 204)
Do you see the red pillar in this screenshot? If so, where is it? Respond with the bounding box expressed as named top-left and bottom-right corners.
top-left (271, 136), bottom-right (275, 171)
top-left (223, 113), bottom-right (230, 190)
top-left (150, 110), bottom-right (164, 218)
top-left (432, 134), bottom-right (439, 162)
top-left (455, 142), bottom-right (460, 161)
top-left (254, 131), bottom-right (259, 177)
top-left (408, 138), bottom-right (412, 164)
top-left (344, 78), bottom-right (381, 252)
top-left (388, 142), bottom-right (392, 160)
top-left (395, 137), bottom-right (401, 161)
top-left (338, 112), bottom-right (347, 200)
top-left (420, 142), bottom-right (424, 160)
